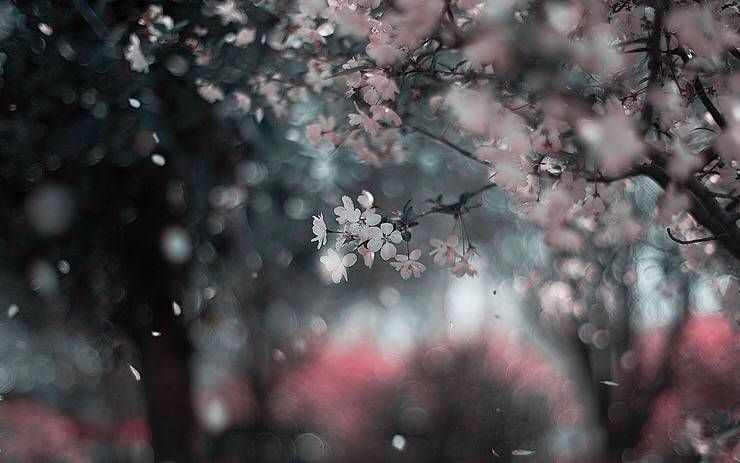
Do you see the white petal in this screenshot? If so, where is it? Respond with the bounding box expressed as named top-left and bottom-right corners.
top-left (380, 243), bottom-right (397, 260)
top-left (380, 222), bottom-right (394, 235)
top-left (367, 237), bottom-right (383, 253)
top-left (342, 253), bottom-right (357, 267)
top-left (389, 230), bottom-right (403, 243)
top-left (365, 213), bottom-right (381, 226)
top-left (409, 249), bottom-right (421, 260)
top-left (367, 226), bottom-right (382, 238)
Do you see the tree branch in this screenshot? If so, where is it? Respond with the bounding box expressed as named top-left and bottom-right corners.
top-left (666, 227), bottom-right (724, 244)
top-left (407, 124), bottom-right (490, 167)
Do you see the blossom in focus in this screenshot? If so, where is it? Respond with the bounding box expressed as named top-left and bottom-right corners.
top-left (367, 223), bottom-right (402, 260)
top-left (391, 249), bottom-right (426, 279)
top-left (334, 196), bottom-right (361, 225)
top-left (320, 249), bottom-right (357, 283)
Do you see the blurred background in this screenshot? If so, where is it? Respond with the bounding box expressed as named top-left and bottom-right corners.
top-left (0, 1), bottom-right (737, 462)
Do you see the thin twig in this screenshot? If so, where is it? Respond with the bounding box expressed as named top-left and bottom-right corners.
top-left (666, 227), bottom-right (724, 245)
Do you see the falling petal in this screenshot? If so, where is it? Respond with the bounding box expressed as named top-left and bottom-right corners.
top-left (600, 380), bottom-right (619, 387)
top-left (512, 449), bottom-right (535, 456)
top-left (151, 154), bottom-right (166, 166)
top-left (7, 304), bottom-right (18, 318)
top-left (172, 301), bottom-right (182, 316)
top-left (129, 364), bottom-right (141, 381)
top-left (391, 434), bottom-right (406, 451)
top-left (151, 331), bottom-right (162, 337)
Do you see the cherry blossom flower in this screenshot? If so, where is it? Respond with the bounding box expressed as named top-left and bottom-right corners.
top-left (357, 191), bottom-right (374, 209)
top-left (366, 73), bottom-right (399, 101)
top-left (334, 196), bottom-right (361, 225)
top-left (234, 27), bottom-right (256, 47)
top-left (320, 249), bottom-right (357, 283)
top-left (311, 213), bottom-right (328, 249)
top-left (213, 0), bottom-right (248, 25)
top-left (348, 107), bottom-right (382, 136)
top-left (124, 34), bottom-right (152, 73)
top-left (367, 223), bottom-right (402, 260)
top-left (349, 209), bottom-right (382, 241)
top-left (451, 250), bottom-right (478, 278)
top-left (429, 235), bottom-right (459, 266)
top-left (391, 249), bottom-right (426, 279)
top-left (305, 116), bottom-right (338, 148)
top-left (357, 245), bottom-right (375, 268)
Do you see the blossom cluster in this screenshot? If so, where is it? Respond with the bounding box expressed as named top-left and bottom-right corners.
top-left (312, 192), bottom-right (481, 283)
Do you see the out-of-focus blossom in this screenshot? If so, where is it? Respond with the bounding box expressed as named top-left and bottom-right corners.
top-left (320, 249), bottom-right (357, 283)
top-left (311, 213), bottom-right (328, 249)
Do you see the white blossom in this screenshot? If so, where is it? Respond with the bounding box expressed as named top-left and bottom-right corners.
top-left (367, 222), bottom-right (402, 260)
top-left (334, 195), bottom-right (361, 225)
top-left (311, 213), bottom-right (328, 249)
top-left (320, 249), bottom-right (357, 283)
top-left (124, 34), bottom-right (153, 73)
top-left (357, 190), bottom-right (374, 209)
top-left (429, 235), bottom-right (459, 266)
top-left (451, 250), bottom-right (478, 278)
top-left (391, 249), bottom-right (426, 279)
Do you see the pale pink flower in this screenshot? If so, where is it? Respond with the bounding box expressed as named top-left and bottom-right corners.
top-left (391, 249), bottom-right (426, 279)
top-left (306, 123), bottom-right (324, 148)
top-left (429, 235), bottom-right (459, 266)
top-left (577, 99), bottom-right (645, 175)
top-left (124, 34), bottom-right (152, 73)
top-left (349, 209), bottom-right (382, 240)
top-left (320, 249), bottom-right (357, 283)
top-left (366, 38), bottom-right (404, 66)
top-left (367, 223), bottom-right (402, 260)
top-left (366, 73), bottom-right (399, 101)
top-left (545, 228), bottom-right (584, 253)
top-left (334, 195), bottom-right (361, 225)
top-left (357, 190), bottom-right (374, 209)
top-left (357, 245), bottom-right (375, 268)
top-left (311, 213), bottom-right (328, 249)
top-left (493, 161), bottom-right (527, 192)
top-left (451, 250), bottom-right (478, 278)
top-left (234, 27), bottom-right (256, 47)
top-left (349, 107), bottom-right (382, 136)
top-left (213, 0), bottom-right (248, 25)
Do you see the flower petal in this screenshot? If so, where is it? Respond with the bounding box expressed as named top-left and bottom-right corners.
top-left (342, 253), bottom-right (357, 267)
top-left (380, 242), bottom-right (397, 260)
top-left (367, 237), bottom-right (383, 253)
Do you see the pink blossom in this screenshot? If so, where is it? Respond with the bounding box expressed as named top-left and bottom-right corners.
top-left (349, 108), bottom-right (382, 136)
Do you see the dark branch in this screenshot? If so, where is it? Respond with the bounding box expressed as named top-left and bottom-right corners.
top-left (666, 227), bottom-right (724, 244)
